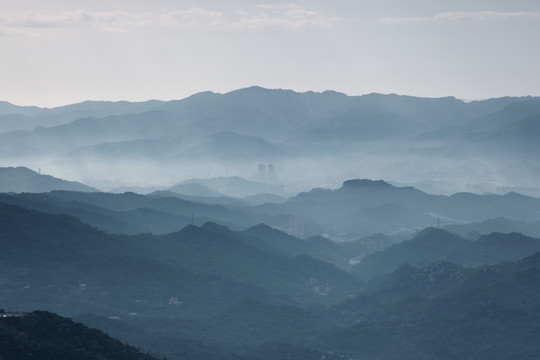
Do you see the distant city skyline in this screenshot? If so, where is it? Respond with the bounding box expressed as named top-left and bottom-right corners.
top-left (2, 0), bottom-right (540, 107)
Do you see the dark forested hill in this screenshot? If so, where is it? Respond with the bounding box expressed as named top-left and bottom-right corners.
top-left (313, 252), bottom-right (540, 360)
top-left (352, 227), bottom-right (540, 280)
top-left (0, 201), bottom-right (361, 359)
top-left (0, 311), bottom-right (158, 360)
top-left (0, 203), bottom-right (283, 319)
top-left (126, 222), bottom-right (363, 305)
top-left (0, 202), bottom-right (361, 315)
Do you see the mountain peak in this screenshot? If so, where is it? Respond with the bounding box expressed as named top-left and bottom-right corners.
top-left (200, 221), bottom-right (231, 233)
top-left (413, 226), bottom-right (458, 240)
top-left (341, 179), bottom-right (393, 189)
top-left (247, 223), bottom-right (278, 233)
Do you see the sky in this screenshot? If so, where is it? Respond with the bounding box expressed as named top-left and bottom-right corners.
top-left (1, 0), bottom-right (540, 107)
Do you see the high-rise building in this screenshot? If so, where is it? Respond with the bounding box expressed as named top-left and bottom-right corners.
top-left (258, 164), bottom-right (266, 180)
top-left (267, 163), bottom-right (275, 180)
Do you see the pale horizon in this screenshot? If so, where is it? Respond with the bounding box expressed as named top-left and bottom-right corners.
top-left (2, 0), bottom-right (540, 107)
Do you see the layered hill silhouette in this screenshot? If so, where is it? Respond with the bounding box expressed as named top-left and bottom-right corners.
top-left (352, 227), bottom-right (540, 280)
top-left (2, 87), bottom-right (540, 195)
top-left (1, 310), bottom-right (346, 360)
top-left (0, 202), bottom-right (361, 316)
top-left (0, 201), bottom-right (361, 358)
top-left (2, 177), bottom-right (540, 240)
top-left (0, 311), bottom-right (158, 360)
top-left (256, 179), bottom-right (540, 236)
top-left (0, 189), bottom-right (248, 234)
top-left (0, 166), bottom-right (97, 193)
top-left (312, 252), bottom-right (540, 360)
top-left (2, 200), bottom-right (540, 359)
top-left (444, 217), bottom-right (540, 239)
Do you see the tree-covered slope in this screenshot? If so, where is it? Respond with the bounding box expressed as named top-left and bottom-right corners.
top-left (0, 311), bottom-right (157, 360)
top-left (352, 227), bottom-right (540, 280)
top-left (313, 252), bottom-right (540, 360)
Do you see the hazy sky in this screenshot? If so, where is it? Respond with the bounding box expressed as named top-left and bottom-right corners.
top-left (2, 0), bottom-right (540, 107)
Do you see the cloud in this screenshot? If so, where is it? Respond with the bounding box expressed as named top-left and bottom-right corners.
top-left (379, 11), bottom-right (540, 24)
top-left (236, 3), bottom-right (338, 29)
top-left (162, 8), bottom-right (226, 27)
top-left (0, 4), bottom-right (337, 36)
top-left (7, 10), bottom-right (148, 28)
top-left (0, 10), bottom-right (158, 35)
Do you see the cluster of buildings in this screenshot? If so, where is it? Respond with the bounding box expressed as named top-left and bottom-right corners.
top-left (257, 163), bottom-right (275, 182)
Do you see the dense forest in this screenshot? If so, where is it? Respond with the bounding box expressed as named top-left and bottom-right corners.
top-left (0, 311), bottom-right (157, 360)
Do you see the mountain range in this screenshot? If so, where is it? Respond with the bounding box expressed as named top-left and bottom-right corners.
top-left (314, 252), bottom-right (540, 359)
top-left (2, 200), bottom-right (540, 359)
top-left (255, 178), bottom-right (540, 236)
top-left (352, 227), bottom-right (540, 280)
top-left (3, 174), bottom-right (540, 240)
top-left (2, 87), bottom-right (540, 195)
top-left (0, 202), bottom-right (362, 315)
top-left (0, 166), bottom-right (97, 193)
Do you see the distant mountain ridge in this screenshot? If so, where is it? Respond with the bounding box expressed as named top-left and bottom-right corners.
top-left (180, 176), bottom-right (287, 197)
top-left (352, 227), bottom-right (540, 280)
top-left (0, 166), bottom-right (97, 193)
top-left (256, 178), bottom-right (540, 236)
top-left (0, 99), bottom-right (164, 130)
top-left (2, 176), bottom-right (540, 238)
top-left (2, 87), bottom-right (540, 194)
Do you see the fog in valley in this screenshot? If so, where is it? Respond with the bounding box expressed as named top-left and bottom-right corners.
top-left (2, 87), bottom-right (540, 198)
